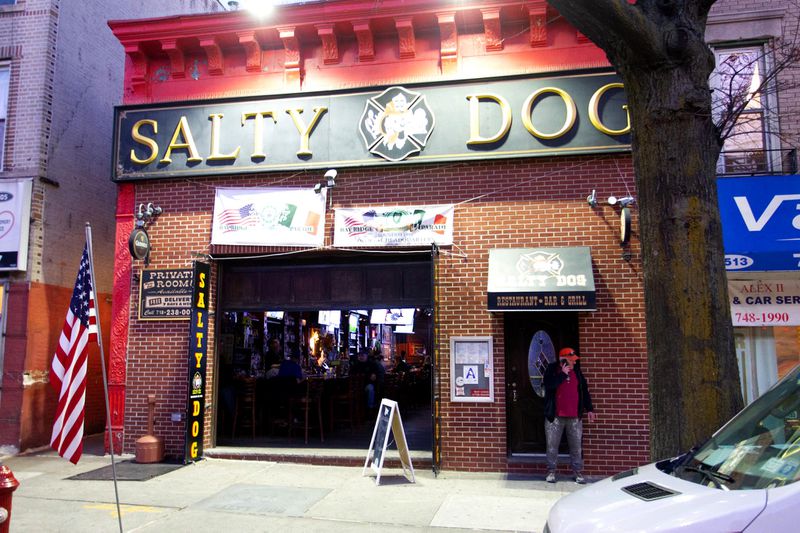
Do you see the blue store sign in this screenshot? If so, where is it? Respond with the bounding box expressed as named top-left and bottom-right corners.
top-left (718, 174), bottom-right (800, 271)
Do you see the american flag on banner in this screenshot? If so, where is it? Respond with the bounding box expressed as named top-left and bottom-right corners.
top-left (50, 245), bottom-right (97, 464)
top-left (343, 216), bottom-right (368, 236)
top-left (217, 203), bottom-right (258, 230)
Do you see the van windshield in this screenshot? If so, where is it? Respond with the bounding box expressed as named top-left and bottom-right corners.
top-left (672, 364), bottom-right (800, 490)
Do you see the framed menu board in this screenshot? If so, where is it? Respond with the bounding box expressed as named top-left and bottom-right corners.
top-left (450, 336), bottom-right (494, 402)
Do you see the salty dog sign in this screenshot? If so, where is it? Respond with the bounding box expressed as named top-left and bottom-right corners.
top-left (184, 261), bottom-right (210, 463)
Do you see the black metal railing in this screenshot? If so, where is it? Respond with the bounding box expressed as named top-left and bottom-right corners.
top-left (717, 148), bottom-right (798, 177)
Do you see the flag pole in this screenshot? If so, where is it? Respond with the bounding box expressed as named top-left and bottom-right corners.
top-left (85, 222), bottom-right (123, 533)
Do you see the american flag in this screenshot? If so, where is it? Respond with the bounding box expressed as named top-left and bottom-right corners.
top-left (217, 203), bottom-right (258, 230)
top-left (344, 216), bottom-right (368, 236)
top-left (50, 245), bottom-right (97, 464)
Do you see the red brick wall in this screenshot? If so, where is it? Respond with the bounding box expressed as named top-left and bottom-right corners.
top-left (124, 155), bottom-right (649, 475)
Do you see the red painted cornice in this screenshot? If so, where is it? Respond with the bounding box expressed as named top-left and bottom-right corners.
top-left (110, 0), bottom-right (535, 41)
top-left (109, 0), bottom-right (611, 104)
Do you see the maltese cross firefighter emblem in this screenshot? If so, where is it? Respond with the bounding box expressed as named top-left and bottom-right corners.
top-left (359, 86), bottom-right (435, 162)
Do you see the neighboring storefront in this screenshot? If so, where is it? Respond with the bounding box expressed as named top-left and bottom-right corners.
top-left (719, 174), bottom-right (800, 404)
top-left (108, 1), bottom-right (652, 475)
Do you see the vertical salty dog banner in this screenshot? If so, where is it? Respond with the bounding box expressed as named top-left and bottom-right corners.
top-left (333, 204), bottom-right (454, 247)
top-left (211, 187), bottom-right (325, 247)
top-left (184, 261), bottom-right (210, 463)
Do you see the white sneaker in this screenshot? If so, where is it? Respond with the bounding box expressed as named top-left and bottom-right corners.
top-left (546, 471), bottom-right (556, 483)
top-left (575, 472), bottom-right (586, 484)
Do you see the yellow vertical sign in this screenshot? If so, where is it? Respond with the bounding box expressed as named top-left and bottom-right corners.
top-left (184, 262), bottom-right (210, 463)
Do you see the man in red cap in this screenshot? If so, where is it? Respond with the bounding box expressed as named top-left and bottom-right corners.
top-left (543, 346), bottom-right (596, 484)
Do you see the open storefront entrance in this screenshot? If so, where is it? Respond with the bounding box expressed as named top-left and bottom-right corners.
top-left (213, 254), bottom-right (434, 453)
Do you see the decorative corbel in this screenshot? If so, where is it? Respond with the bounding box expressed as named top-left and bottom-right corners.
top-left (528, 3), bottom-right (548, 48)
top-left (124, 43), bottom-right (148, 89)
top-left (437, 12), bottom-right (458, 74)
top-left (238, 31), bottom-right (263, 72)
top-left (481, 8), bottom-right (503, 52)
top-left (577, 31), bottom-right (591, 44)
top-left (353, 20), bottom-right (375, 62)
top-left (395, 16), bottom-right (416, 59)
top-left (199, 36), bottom-right (224, 75)
top-left (316, 23), bottom-right (339, 65)
top-left (278, 26), bottom-right (302, 86)
top-left (160, 39), bottom-right (186, 79)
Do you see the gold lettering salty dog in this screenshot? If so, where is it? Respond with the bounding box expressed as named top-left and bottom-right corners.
top-left (588, 83), bottom-right (630, 135)
top-left (466, 94), bottom-right (512, 145)
top-left (129, 108), bottom-right (329, 164)
top-left (126, 81), bottom-right (629, 169)
top-left (465, 84), bottom-right (630, 144)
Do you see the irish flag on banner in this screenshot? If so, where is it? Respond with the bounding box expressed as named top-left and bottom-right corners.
top-left (211, 187), bottom-right (326, 247)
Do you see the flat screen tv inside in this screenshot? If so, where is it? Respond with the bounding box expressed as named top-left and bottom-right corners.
top-left (394, 324), bottom-right (414, 334)
top-left (318, 310), bottom-right (341, 327)
top-left (370, 308), bottom-right (415, 326)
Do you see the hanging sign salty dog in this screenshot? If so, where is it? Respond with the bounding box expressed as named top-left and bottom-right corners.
top-left (184, 261), bottom-right (210, 464)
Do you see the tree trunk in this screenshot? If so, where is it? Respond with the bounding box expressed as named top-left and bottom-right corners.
top-left (545, 0), bottom-right (744, 460)
top-left (623, 64), bottom-right (744, 459)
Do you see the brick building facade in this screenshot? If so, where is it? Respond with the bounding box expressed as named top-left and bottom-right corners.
top-left (108, 1), bottom-right (651, 476)
top-left (101, 0), bottom-right (799, 476)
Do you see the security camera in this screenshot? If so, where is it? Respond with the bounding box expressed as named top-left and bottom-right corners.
top-left (314, 182), bottom-right (323, 194)
top-left (618, 196), bottom-right (635, 207)
top-left (324, 169), bottom-right (337, 188)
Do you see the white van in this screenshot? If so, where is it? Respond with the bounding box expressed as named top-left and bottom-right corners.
top-left (545, 364), bottom-right (800, 533)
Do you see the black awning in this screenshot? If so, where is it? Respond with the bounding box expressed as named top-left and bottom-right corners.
top-left (487, 247), bottom-right (596, 311)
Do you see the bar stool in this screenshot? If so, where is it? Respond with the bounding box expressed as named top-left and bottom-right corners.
top-left (288, 378), bottom-right (325, 444)
top-left (232, 377), bottom-right (257, 439)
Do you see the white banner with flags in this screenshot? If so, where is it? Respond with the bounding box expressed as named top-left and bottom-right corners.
top-left (211, 187), bottom-right (326, 247)
top-left (729, 279), bottom-right (800, 326)
top-left (333, 204), bottom-right (454, 247)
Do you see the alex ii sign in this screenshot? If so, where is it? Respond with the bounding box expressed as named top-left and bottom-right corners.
top-left (113, 72), bottom-right (629, 181)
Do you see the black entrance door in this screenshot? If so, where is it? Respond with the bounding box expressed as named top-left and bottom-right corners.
top-left (505, 312), bottom-right (578, 455)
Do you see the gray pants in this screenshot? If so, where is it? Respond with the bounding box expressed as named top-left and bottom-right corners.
top-left (545, 416), bottom-right (583, 473)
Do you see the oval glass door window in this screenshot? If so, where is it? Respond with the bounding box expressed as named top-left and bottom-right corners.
top-left (528, 330), bottom-right (555, 398)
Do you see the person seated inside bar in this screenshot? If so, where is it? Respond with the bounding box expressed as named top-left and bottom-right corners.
top-left (351, 348), bottom-right (385, 410)
top-left (265, 337), bottom-right (283, 368)
top-left (392, 351), bottom-right (411, 374)
top-left (278, 349), bottom-right (305, 384)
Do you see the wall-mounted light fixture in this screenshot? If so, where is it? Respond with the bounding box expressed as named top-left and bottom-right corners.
top-left (607, 195), bottom-right (635, 208)
top-left (587, 189), bottom-right (597, 207)
top-left (314, 169), bottom-right (338, 208)
top-left (135, 202), bottom-right (163, 228)
top-left (129, 203), bottom-right (163, 265)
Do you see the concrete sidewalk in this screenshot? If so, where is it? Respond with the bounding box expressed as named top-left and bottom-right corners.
top-left (1, 445), bottom-right (581, 532)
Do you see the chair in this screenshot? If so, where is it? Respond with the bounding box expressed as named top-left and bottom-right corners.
top-left (232, 377), bottom-right (257, 439)
top-left (288, 378), bottom-right (325, 444)
top-left (348, 373), bottom-right (366, 425)
top-left (267, 376), bottom-right (299, 436)
top-left (328, 377), bottom-right (356, 433)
